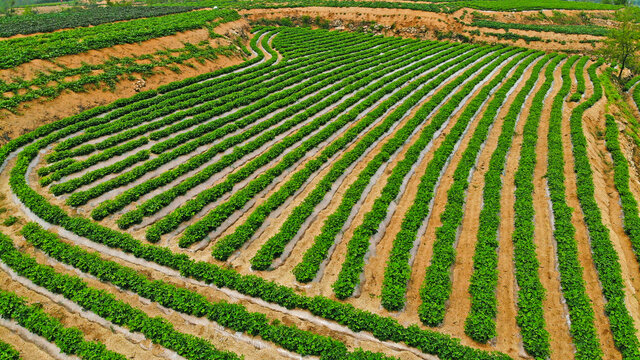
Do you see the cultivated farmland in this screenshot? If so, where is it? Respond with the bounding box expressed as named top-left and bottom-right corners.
top-left (1, 2), bottom-right (640, 360)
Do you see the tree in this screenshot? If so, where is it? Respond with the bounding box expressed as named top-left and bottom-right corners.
top-left (601, 6), bottom-right (640, 80)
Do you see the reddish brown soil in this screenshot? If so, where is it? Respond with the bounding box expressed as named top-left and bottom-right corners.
top-left (0, 19), bottom-right (251, 145)
top-left (241, 7), bottom-right (609, 53)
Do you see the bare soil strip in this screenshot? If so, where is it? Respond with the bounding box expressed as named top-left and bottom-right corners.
top-left (493, 56), bottom-right (550, 358)
top-left (560, 65), bottom-right (621, 360)
top-left (533, 60), bottom-right (574, 360)
top-left (437, 56), bottom-right (538, 353)
top-left (0, 323), bottom-right (57, 360)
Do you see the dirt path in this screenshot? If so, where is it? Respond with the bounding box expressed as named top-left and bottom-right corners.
top-left (560, 64), bottom-right (621, 360)
top-left (0, 265), bottom-right (169, 360)
top-left (0, 324), bottom-right (56, 360)
top-left (532, 60), bottom-right (574, 360)
top-left (241, 7), bottom-right (605, 53)
top-left (226, 47), bottom-right (485, 287)
top-left (0, 20), bottom-right (251, 145)
top-left (583, 96), bottom-right (640, 333)
top-left (435, 56), bottom-right (538, 355)
top-left (493, 57), bottom-right (550, 358)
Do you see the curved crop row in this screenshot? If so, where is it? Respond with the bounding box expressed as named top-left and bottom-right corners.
top-left (6, 38), bottom-right (511, 360)
top-left (0, 232), bottom-right (241, 360)
top-left (546, 55), bottom-right (602, 360)
top-left (0, 289), bottom-right (126, 360)
top-left (206, 44), bottom-right (492, 256)
top-left (568, 64), bottom-right (640, 359)
top-left (334, 48), bottom-right (526, 300)
top-left (151, 43), bottom-right (481, 246)
top-left (415, 51), bottom-right (540, 323)
top-left (109, 40), bottom-right (440, 227)
top-left (510, 54), bottom-right (563, 359)
top-left (604, 114), bottom-right (640, 271)
top-left (40, 137), bottom-right (149, 186)
top-left (463, 54), bottom-right (552, 343)
top-left (19, 223), bottom-right (395, 360)
top-left (570, 56), bottom-right (589, 102)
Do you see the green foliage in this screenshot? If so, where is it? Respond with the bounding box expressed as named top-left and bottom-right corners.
top-left (2, 42), bottom-right (513, 357)
top-left (0, 42), bottom-right (237, 111)
top-left (546, 56), bottom-right (602, 360)
top-left (0, 9), bottom-right (240, 69)
top-left (0, 340), bottom-right (20, 360)
top-left (510, 54), bottom-right (565, 359)
top-left (569, 65), bottom-right (640, 359)
top-left (464, 54), bottom-right (553, 345)
top-left (600, 7), bottom-right (640, 79)
top-left (472, 19), bottom-right (607, 36)
top-left (0, 6), bottom-right (198, 37)
top-left (0, 288), bottom-right (125, 360)
top-left (2, 216), bottom-right (18, 226)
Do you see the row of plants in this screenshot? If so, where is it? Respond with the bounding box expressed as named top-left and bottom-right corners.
top-left (509, 54), bottom-right (564, 359)
top-left (251, 46), bottom-right (517, 275)
top-left (0, 9), bottom-right (240, 69)
top-left (415, 51), bottom-right (539, 324)
top-left (464, 54), bottom-right (553, 344)
top-left (48, 31), bottom-right (381, 165)
top-left (0, 6), bottom-right (200, 37)
top-left (47, 37), bottom-right (310, 160)
top-left (0, 231), bottom-right (240, 360)
top-left (46, 28), bottom-right (280, 156)
top-left (334, 48), bottom-right (525, 300)
top-left (570, 56), bottom-right (589, 102)
top-left (568, 64), bottom-right (640, 359)
top-left (0, 289), bottom-right (126, 359)
top-left (204, 44), bottom-right (492, 256)
top-left (113, 41), bottom-right (445, 228)
top-left (604, 114), bottom-right (640, 272)
top-left (19, 223), bottom-right (396, 360)
top-left (483, 31), bottom-right (542, 44)
top-left (94, 38), bottom-right (435, 222)
top-left (545, 55), bottom-right (602, 360)
top-left (145, 36), bottom-right (400, 153)
top-left (0, 41), bottom-right (239, 111)
top-left (470, 19), bottom-right (608, 37)
top-left (149, 44), bottom-right (481, 246)
top-left (6, 108), bottom-right (512, 360)
top-left (40, 137), bottom-right (149, 185)
top-left (50, 149), bottom-right (150, 195)
top-left (65, 36), bottom-right (420, 208)
top-left (0, 340), bottom-right (19, 360)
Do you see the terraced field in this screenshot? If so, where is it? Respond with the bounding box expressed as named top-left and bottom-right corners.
top-left (1, 17), bottom-right (640, 360)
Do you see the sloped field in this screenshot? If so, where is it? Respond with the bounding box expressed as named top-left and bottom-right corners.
top-left (0, 26), bottom-right (639, 360)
